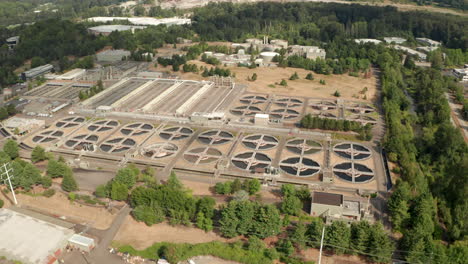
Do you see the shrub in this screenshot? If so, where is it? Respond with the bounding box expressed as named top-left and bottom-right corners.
top-left (68, 192), bottom-right (76, 201)
top-left (0, 199), bottom-right (4, 208)
top-left (42, 189), bottom-right (56, 197)
top-left (279, 79), bottom-right (288, 86)
top-left (333, 90), bottom-right (340, 97)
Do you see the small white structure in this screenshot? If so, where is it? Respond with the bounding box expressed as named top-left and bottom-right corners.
top-left (6, 36), bottom-right (19, 50)
top-left (56, 69), bottom-right (86, 80)
top-left (354, 38), bottom-right (382, 45)
top-left (416, 38), bottom-right (441, 47)
top-left (68, 234), bottom-right (95, 252)
top-left (383, 37), bottom-right (406, 44)
top-left (260, 52), bottom-right (279, 63)
top-left (87, 17), bottom-right (191, 26)
top-left (255, 113), bottom-right (269, 126)
top-left (453, 68), bottom-right (468, 82)
top-left (5, 117), bottom-right (45, 134)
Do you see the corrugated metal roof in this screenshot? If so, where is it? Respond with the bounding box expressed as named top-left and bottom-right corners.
top-left (312, 192), bottom-right (343, 206)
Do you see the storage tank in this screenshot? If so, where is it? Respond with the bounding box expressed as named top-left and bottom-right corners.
top-left (260, 52), bottom-right (279, 63)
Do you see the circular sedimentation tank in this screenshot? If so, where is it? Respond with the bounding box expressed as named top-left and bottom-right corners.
top-left (141, 143), bottom-right (178, 159)
top-left (280, 156), bottom-right (321, 177)
top-left (184, 147), bottom-right (222, 164)
top-left (88, 119), bottom-right (119, 132)
top-left (240, 95), bottom-right (267, 105)
top-left (55, 116), bottom-right (85, 128)
top-left (274, 98), bottom-right (303, 108)
top-left (159, 126), bottom-right (194, 141)
top-left (64, 134), bottom-right (99, 151)
top-left (231, 152), bottom-right (272, 171)
top-left (333, 143), bottom-right (372, 160)
top-left (198, 130), bottom-right (234, 145)
top-left (260, 51), bottom-right (280, 63)
top-left (230, 105), bottom-right (262, 117)
top-left (333, 162), bottom-right (374, 183)
top-left (120, 122), bottom-right (153, 136)
top-left (99, 137), bottom-right (136, 153)
top-left (269, 108), bottom-right (300, 120)
top-left (241, 134), bottom-right (278, 150)
top-left (285, 138), bottom-right (322, 155)
top-left (32, 130), bottom-right (64, 144)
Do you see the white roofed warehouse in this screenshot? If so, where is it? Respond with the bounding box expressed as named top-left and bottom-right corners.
top-left (0, 208), bottom-right (74, 264)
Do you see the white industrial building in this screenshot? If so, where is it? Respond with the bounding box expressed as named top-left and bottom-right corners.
top-left (4, 117), bottom-right (45, 135)
top-left (453, 68), bottom-right (468, 82)
top-left (310, 192), bottom-right (372, 224)
top-left (416, 38), bottom-right (441, 47)
top-left (416, 46), bottom-right (440, 54)
top-left (354, 38), bottom-right (382, 45)
top-left (96, 49), bottom-right (131, 62)
top-left (88, 25), bottom-right (147, 36)
top-left (21, 64), bottom-right (54, 81)
top-left (383, 37), bottom-right (406, 44)
top-left (6, 36), bottom-right (20, 50)
top-left (393, 45), bottom-right (427, 61)
top-left (87, 16), bottom-right (191, 26)
top-left (0, 209), bottom-right (74, 264)
top-left (46, 69), bottom-right (86, 81)
top-left (289, 45), bottom-right (326, 60)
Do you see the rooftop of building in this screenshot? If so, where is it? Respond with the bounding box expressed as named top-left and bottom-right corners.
top-left (88, 25), bottom-right (147, 33)
top-left (0, 208), bottom-right (74, 264)
top-left (87, 16), bottom-right (191, 26)
top-left (312, 192), bottom-right (343, 206)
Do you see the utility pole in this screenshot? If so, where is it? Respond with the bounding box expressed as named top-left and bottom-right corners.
top-left (318, 226), bottom-right (326, 264)
top-left (0, 163), bottom-right (17, 205)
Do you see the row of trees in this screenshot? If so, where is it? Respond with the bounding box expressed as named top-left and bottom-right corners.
top-left (300, 114), bottom-right (373, 141)
top-left (214, 178), bottom-right (261, 196)
top-left (78, 80), bottom-right (104, 101)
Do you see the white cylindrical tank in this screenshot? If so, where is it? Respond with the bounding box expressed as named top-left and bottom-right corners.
top-left (260, 52), bottom-right (280, 63)
top-left (203, 51), bottom-right (213, 57)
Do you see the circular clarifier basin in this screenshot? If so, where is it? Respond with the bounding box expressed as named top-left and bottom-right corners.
top-left (333, 143), bottom-right (371, 160)
top-left (333, 162), bottom-right (374, 183)
top-left (285, 139), bottom-right (322, 154)
top-left (198, 130), bottom-right (234, 145)
top-left (159, 126), bottom-right (194, 141)
top-left (231, 152), bottom-right (272, 171)
top-left (242, 134), bottom-right (278, 150)
top-left (280, 157), bottom-right (321, 177)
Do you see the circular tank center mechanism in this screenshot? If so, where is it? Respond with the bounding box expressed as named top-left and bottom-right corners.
top-left (99, 137), bottom-right (135, 153)
top-left (285, 139), bottom-right (322, 154)
top-left (242, 134), bottom-right (278, 150)
top-left (88, 119), bottom-right (119, 132)
top-left (141, 143), bottom-right (178, 159)
top-left (310, 100), bottom-right (337, 110)
top-left (230, 105), bottom-right (262, 117)
top-left (32, 130), bottom-right (64, 144)
top-left (65, 134), bottom-right (99, 151)
top-left (55, 116), bottom-right (85, 128)
top-left (269, 108), bottom-right (300, 120)
top-left (333, 162), bottom-right (374, 183)
top-left (240, 95), bottom-right (267, 105)
top-left (184, 147), bottom-right (222, 165)
top-left (198, 130), bottom-right (234, 145)
top-left (274, 98), bottom-right (303, 108)
top-left (159, 126), bottom-right (193, 141)
top-left (120, 122), bottom-right (153, 136)
top-left (333, 143), bottom-right (371, 160)
top-left (231, 152), bottom-right (272, 171)
top-left (280, 157), bottom-right (321, 177)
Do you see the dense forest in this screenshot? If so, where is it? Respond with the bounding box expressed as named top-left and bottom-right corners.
top-left (404, 0), bottom-right (468, 10)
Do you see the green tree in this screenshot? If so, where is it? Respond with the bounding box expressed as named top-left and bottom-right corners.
top-left (281, 184), bottom-right (296, 197)
top-left (279, 79), bottom-right (288, 86)
top-left (281, 195), bottom-right (302, 216)
top-left (95, 184), bottom-right (109, 198)
top-left (47, 159), bottom-right (70, 178)
top-left (289, 72), bottom-right (299, 80)
top-left (196, 211), bottom-right (213, 232)
top-left (61, 169), bottom-right (78, 192)
top-left (167, 171), bottom-right (183, 190)
top-left (306, 217), bottom-right (324, 248)
top-left (132, 203), bottom-right (165, 226)
top-left (251, 204), bottom-right (282, 238)
top-left (111, 181), bottom-right (128, 201)
top-left (3, 139), bottom-right (19, 159)
top-left (325, 221), bottom-right (351, 254)
top-left (277, 239), bottom-right (294, 255)
top-left (233, 190), bottom-right (249, 201)
top-left (291, 221), bottom-right (307, 249)
top-left (245, 179), bottom-right (261, 195)
top-left (231, 179), bottom-right (242, 193)
top-left (248, 236), bottom-right (265, 251)
top-left (114, 167), bottom-right (137, 188)
top-left (31, 56), bottom-right (46, 68)
top-left (306, 73), bottom-right (314, 80)
top-left (41, 176), bottom-right (52, 188)
top-left (31, 146), bottom-right (47, 163)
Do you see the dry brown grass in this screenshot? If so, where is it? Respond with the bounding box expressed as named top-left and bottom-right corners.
top-left (114, 217), bottom-right (230, 250)
top-left (150, 59), bottom-right (377, 102)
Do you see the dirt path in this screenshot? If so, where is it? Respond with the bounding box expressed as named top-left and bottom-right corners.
top-left (114, 218), bottom-right (230, 249)
top-left (4, 192), bottom-right (116, 230)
